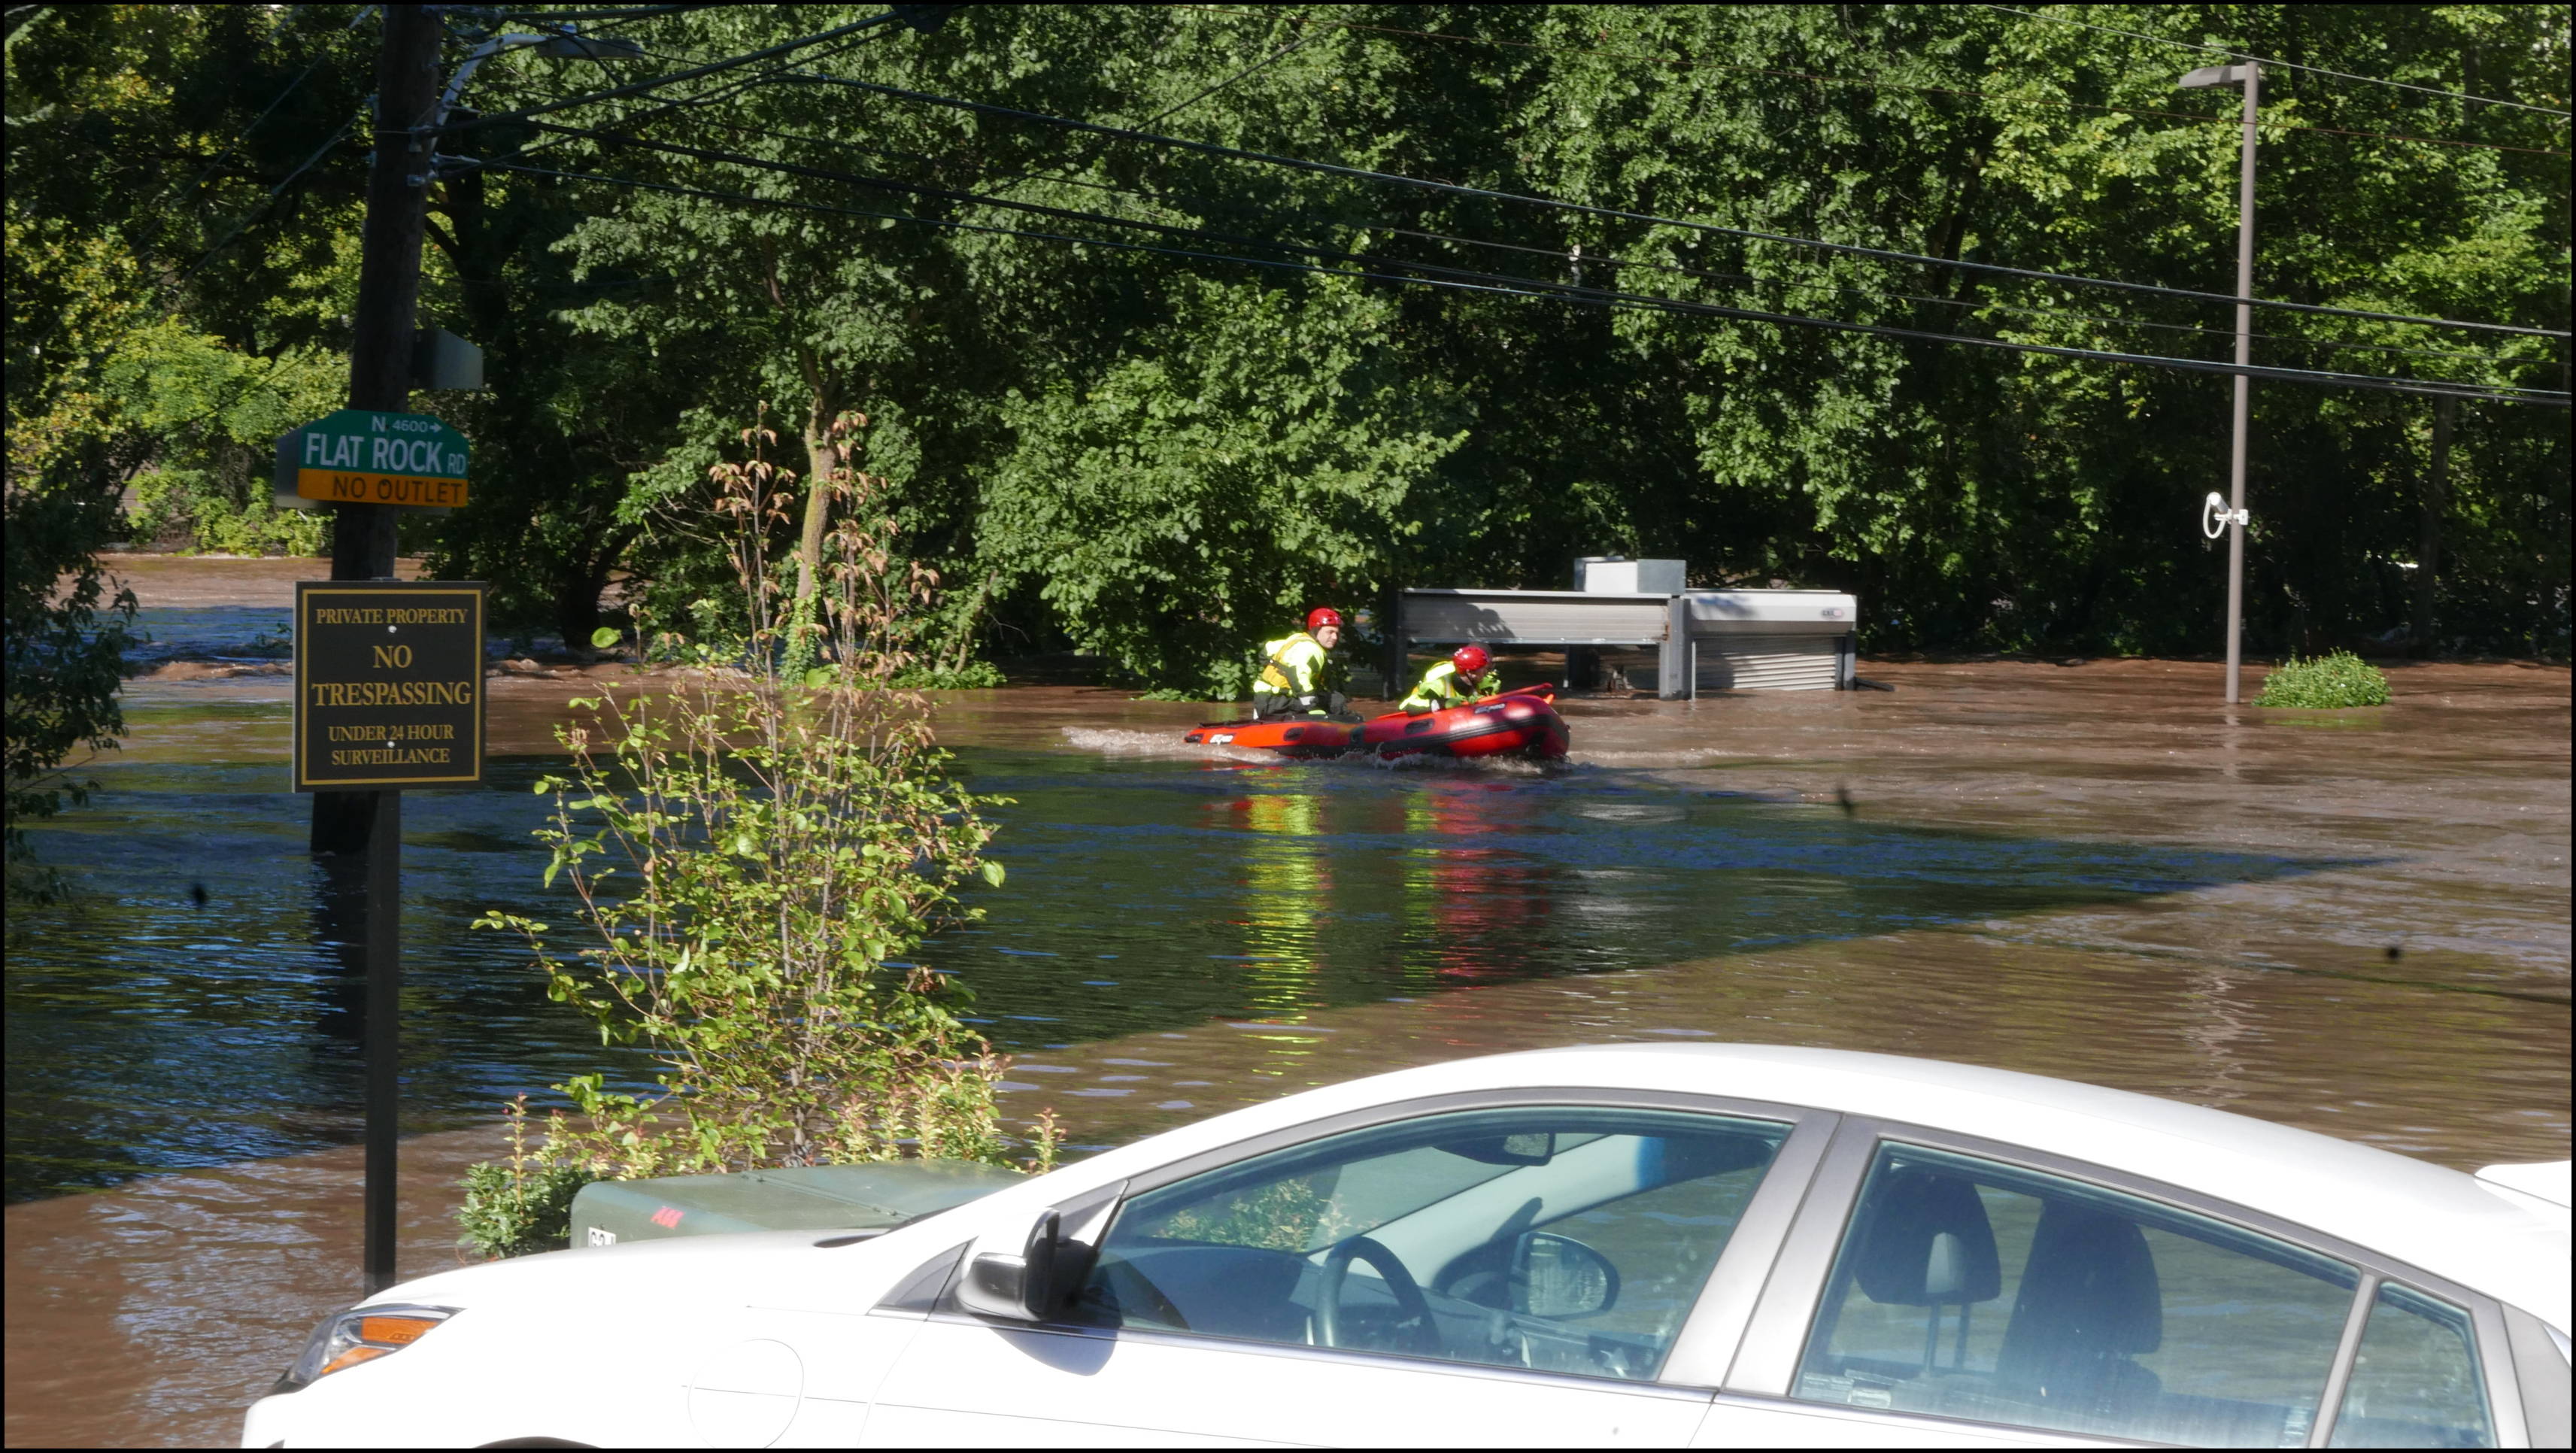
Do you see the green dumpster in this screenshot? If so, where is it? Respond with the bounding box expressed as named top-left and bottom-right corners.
top-left (569, 1159), bottom-right (1024, 1248)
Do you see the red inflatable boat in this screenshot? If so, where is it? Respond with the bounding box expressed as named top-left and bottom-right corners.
top-left (1184, 684), bottom-right (1570, 761)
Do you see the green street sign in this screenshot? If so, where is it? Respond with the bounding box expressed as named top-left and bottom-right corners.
top-left (274, 409), bottom-right (472, 509)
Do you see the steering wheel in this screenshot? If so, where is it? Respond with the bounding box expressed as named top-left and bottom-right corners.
top-left (1315, 1236), bottom-right (1437, 1354)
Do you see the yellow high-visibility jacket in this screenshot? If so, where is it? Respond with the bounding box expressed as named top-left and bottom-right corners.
top-left (1255, 632), bottom-right (1331, 697)
top-left (1400, 660), bottom-right (1500, 712)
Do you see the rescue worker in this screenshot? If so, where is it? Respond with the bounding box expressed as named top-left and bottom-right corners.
top-left (1401, 643), bottom-right (1500, 713)
top-left (1252, 607), bottom-right (1353, 719)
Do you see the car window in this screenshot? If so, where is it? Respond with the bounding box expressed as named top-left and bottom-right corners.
top-left (2327, 1283), bottom-right (2494, 1448)
top-left (1075, 1106), bottom-right (1791, 1382)
top-left (1794, 1143), bottom-right (2359, 1447)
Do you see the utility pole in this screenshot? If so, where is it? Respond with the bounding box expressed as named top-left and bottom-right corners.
top-left (314, 3), bottom-right (441, 857)
top-left (314, 4), bottom-right (441, 1297)
top-left (2180, 60), bottom-right (2259, 704)
top-left (2414, 394), bottom-right (2453, 651)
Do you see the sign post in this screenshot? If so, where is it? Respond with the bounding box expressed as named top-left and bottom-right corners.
top-left (294, 580), bottom-right (486, 1292)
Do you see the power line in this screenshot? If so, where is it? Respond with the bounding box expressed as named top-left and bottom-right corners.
top-left (525, 120), bottom-right (2569, 397)
top-left (454, 20), bottom-right (900, 173)
top-left (457, 9), bottom-right (911, 129)
top-left (168, 6), bottom-right (375, 205)
top-left (1977, 4), bottom-right (2573, 120)
top-left (176, 114), bottom-right (363, 282)
top-left (624, 99), bottom-right (2553, 376)
top-left (1182, 5), bottom-right (2569, 158)
top-left (776, 69), bottom-right (2574, 341)
top-left (1373, 226), bottom-right (2556, 375)
top-left (174, 2), bottom-right (715, 281)
top-left (975, 15), bottom-right (1317, 214)
top-left (469, 150), bottom-right (2568, 407)
top-left (466, 5), bottom-right (719, 22)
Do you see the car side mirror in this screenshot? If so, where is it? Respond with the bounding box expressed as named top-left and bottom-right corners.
top-left (1513, 1231), bottom-right (1619, 1319)
top-left (953, 1181), bottom-right (1126, 1324)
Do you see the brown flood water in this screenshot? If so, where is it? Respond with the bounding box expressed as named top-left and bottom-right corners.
top-left (6, 564), bottom-right (2567, 1448)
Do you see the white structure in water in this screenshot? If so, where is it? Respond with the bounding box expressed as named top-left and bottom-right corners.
top-left (1394, 557), bottom-right (1859, 697)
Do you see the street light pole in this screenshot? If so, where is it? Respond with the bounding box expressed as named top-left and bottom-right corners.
top-left (2180, 60), bottom-right (2260, 703)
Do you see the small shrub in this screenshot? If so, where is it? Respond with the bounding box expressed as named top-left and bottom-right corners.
top-left (127, 468), bottom-right (326, 556)
top-left (458, 1097), bottom-right (599, 1259)
top-left (1130, 687), bottom-right (1210, 702)
top-left (2256, 650), bottom-right (2391, 708)
top-left (473, 413), bottom-right (1055, 1199)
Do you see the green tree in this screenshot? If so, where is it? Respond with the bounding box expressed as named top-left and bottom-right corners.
top-left (5, 4), bottom-right (371, 869)
top-left (532, 4), bottom-right (2562, 673)
top-left (21, 3), bottom-right (2559, 705)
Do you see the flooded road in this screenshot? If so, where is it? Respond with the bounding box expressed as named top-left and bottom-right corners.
top-left (7, 712), bottom-right (2367, 1199)
top-left (4, 557), bottom-right (2567, 1447)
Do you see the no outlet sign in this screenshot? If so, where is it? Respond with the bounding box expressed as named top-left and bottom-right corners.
top-left (274, 410), bottom-right (472, 509)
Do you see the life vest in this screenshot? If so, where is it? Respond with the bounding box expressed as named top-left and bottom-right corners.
top-left (1400, 660), bottom-right (1498, 712)
top-left (1255, 632), bottom-right (1329, 696)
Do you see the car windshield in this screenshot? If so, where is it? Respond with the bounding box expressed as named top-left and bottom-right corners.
top-left (1076, 1106), bottom-right (1791, 1382)
top-left (1108, 1131), bottom-right (1612, 1254)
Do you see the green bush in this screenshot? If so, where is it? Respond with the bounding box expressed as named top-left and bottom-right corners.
top-left (128, 469), bottom-right (326, 556)
top-left (475, 420), bottom-right (1054, 1186)
top-left (2256, 650), bottom-right (2391, 708)
top-left (458, 1097), bottom-right (599, 1259)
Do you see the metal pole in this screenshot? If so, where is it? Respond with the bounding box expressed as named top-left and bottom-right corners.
top-left (1385, 585), bottom-right (1406, 701)
top-left (2223, 63), bottom-right (2259, 704)
top-left (2414, 394), bottom-right (2452, 650)
top-left (363, 789), bottom-right (404, 1294)
top-left (314, 4), bottom-right (441, 854)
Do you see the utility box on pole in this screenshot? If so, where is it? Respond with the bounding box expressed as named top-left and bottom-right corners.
top-left (411, 327), bottom-right (485, 391)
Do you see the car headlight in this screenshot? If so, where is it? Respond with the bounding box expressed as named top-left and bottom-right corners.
top-left (272, 1304), bottom-right (456, 1394)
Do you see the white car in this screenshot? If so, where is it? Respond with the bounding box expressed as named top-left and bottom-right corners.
top-left (244, 1045), bottom-right (2570, 1448)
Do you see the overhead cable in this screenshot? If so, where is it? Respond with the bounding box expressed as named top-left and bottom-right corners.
top-left (1182, 5), bottom-right (2568, 158)
top-left (1977, 4), bottom-right (2573, 119)
top-left (457, 9), bottom-right (908, 127)
top-left (774, 70), bottom-right (2573, 340)
top-left (469, 153), bottom-right (2567, 408)
top-left (1373, 227), bottom-right (2556, 374)
top-left (169, 6), bottom-right (376, 205)
top-left (177, 115), bottom-right (363, 281)
top-left (464, 5), bottom-right (719, 23)
top-left (609, 104), bottom-right (2553, 375)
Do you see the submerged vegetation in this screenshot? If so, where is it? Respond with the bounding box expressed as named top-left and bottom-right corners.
top-left (2255, 651), bottom-right (2393, 710)
top-left (462, 419), bottom-right (1052, 1254)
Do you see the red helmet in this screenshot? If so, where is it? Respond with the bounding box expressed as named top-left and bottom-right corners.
top-left (1306, 607), bottom-right (1344, 633)
top-left (1452, 644), bottom-right (1491, 675)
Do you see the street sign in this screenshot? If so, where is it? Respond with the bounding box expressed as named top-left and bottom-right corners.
top-left (273, 409), bottom-right (472, 510)
top-left (293, 581), bottom-right (487, 791)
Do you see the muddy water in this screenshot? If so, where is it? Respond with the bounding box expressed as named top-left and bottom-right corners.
top-left (4, 563), bottom-right (2567, 1448)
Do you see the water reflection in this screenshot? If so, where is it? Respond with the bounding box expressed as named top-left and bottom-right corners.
top-left (308, 856), bottom-right (372, 1048)
top-left (1231, 790), bottom-right (1326, 1018)
top-left (2, 746), bottom-right (2367, 1203)
top-left (1402, 783), bottom-right (1558, 985)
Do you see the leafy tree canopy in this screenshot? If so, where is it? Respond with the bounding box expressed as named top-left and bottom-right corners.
top-left (8, 4), bottom-right (2568, 708)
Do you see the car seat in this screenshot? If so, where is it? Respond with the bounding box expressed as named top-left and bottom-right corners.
top-left (1846, 1169), bottom-right (2004, 1372)
top-left (1995, 1200), bottom-right (2163, 1419)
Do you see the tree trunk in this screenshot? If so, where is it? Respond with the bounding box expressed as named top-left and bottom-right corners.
top-left (2412, 396), bottom-right (2451, 654)
top-left (555, 525), bottom-right (644, 653)
top-left (794, 396), bottom-right (841, 604)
